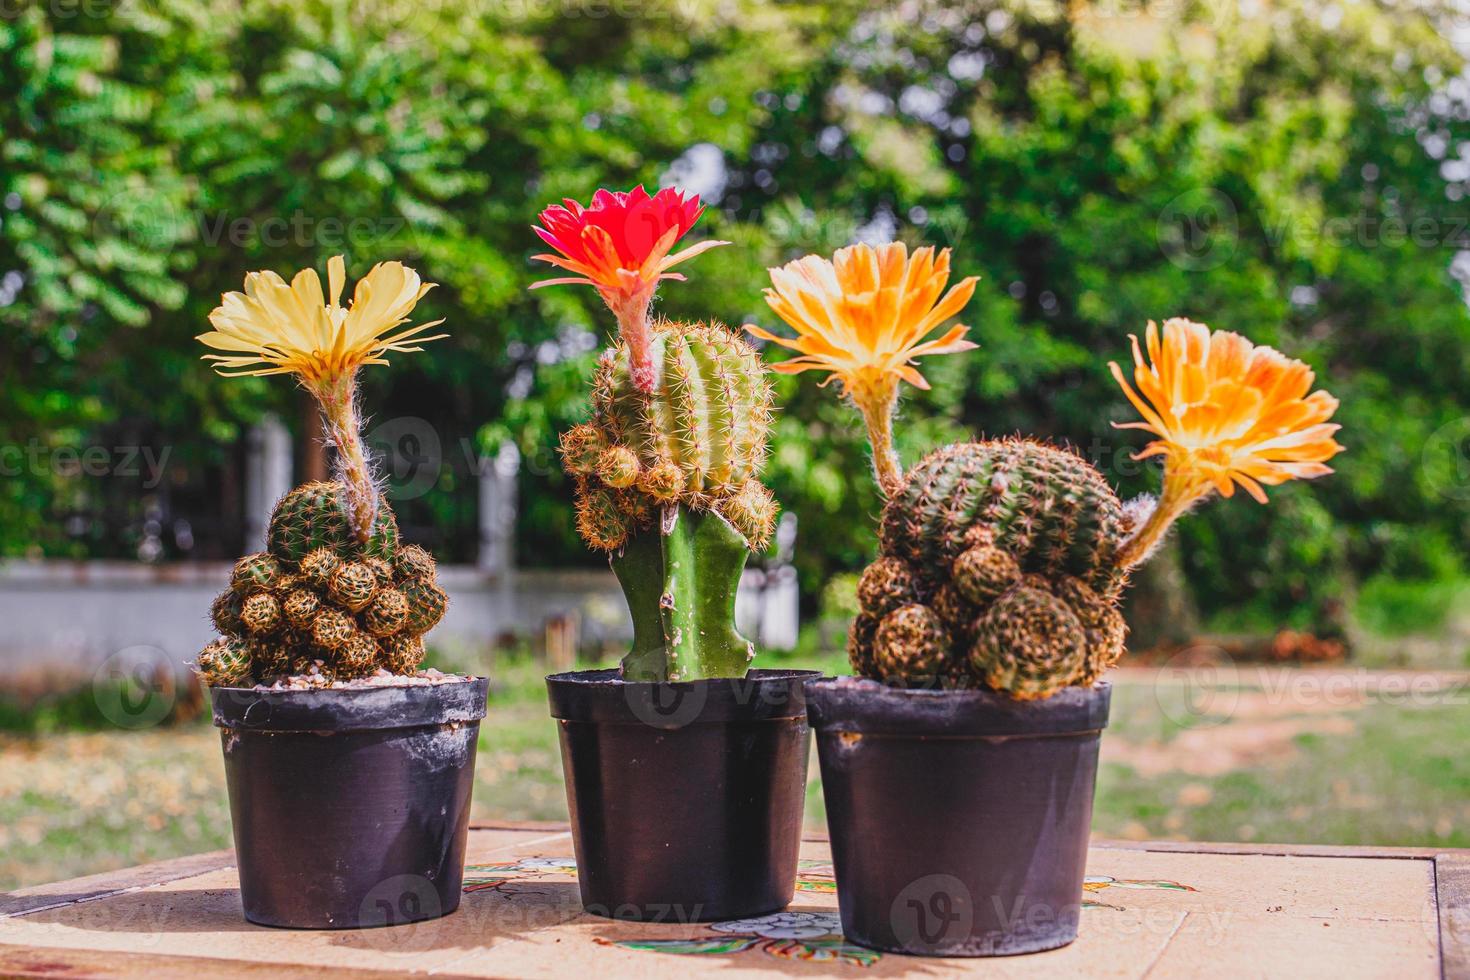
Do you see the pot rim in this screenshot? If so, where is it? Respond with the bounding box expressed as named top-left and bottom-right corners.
top-left (803, 675), bottom-right (1110, 737)
top-left (547, 667), bottom-right (821, 727)
top-left (211, 675), bottom-right (489, 733)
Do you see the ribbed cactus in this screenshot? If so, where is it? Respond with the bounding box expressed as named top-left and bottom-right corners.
top-left (559, 319), bottom-right (777, 682)
top-left (195, 481), bottom-right (446, 686)
top-left (268, 482), bottom-right (399, 565)
top-left (852, 439), bottom-right (1131, 698)
top-left (562, 319), bottom-right (776, 553)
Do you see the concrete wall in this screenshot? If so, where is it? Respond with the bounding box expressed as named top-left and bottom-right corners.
top-left (0, 559), bottom-right (796, 678)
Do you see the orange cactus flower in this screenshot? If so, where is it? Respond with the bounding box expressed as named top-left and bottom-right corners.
top-left (531, 185), bottom-right (728, 392)
top-left (1109, 318), bottom-right (1344, 567)
top-left (746, 242), bottom-right (979, 493)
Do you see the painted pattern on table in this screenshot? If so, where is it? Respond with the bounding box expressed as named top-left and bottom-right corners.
top-left (461, 857), bottom-right (1195, 967)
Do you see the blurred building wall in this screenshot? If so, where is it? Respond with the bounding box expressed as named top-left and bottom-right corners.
top-left (0, 560), bottom-right (796, 679)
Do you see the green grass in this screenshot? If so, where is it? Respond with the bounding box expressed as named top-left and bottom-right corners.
top-left (1094, 678), bottom-right (1470, 847)
top-left (2, 654), bottom-right (1467, 891)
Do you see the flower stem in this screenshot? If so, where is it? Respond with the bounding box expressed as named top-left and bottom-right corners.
top-left (852, 374), bottom-right (904, 497)
top-left (605, 281), bottom-right (659, 394)
top-left (311, 371), bottom-right (378, 543)
top-left (1115, 470), bottom-right (1205, 570)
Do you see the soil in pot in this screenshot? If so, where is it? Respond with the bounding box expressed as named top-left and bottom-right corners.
top-left (211, 675), bottom-right (488, 929)
top-left (546, 668), bottom-right (817, 922)
top-left (806, 676), bottom-right (1111, 957)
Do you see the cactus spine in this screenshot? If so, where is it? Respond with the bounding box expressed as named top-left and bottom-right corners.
top-left (195, 481), bottom-right (445, 686)
top-left (560, 319), bottom-right (777, 682)
top-left (851, 439), bottom-right (1132, 698)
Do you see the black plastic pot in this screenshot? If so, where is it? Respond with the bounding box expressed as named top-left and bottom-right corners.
top-left (546, 668), bottom-right (817, 922)
top-left (211, 678), bottom-right (488, 929)
top-left (807, 677), bottom-right (1111, 957)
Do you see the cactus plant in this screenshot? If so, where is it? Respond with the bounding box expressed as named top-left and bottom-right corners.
top-left (198, 487), bottom-right (446, 683)
top-left (842, 438), bottom-right (1134, 698)
top-left (751, 246), bottom-right (1345, 699)
top-left (535, 186), bottom-right (771, 682)
top-left (192, 255), bottom-right (451, 685)
top-left (559, 320), bottom-right (776, 682)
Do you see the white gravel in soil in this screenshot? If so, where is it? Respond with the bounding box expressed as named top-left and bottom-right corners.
top-left (255, 666), bottom-right (477, 692)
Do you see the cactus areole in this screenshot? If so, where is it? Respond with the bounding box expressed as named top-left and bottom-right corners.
top-left (560, 320), bottom-right (777, 682)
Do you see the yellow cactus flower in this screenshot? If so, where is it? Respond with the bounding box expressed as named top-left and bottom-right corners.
top-left (197, 255), bottom-right (444, 383)
top-left (198, 256), bottom-right (445, 543)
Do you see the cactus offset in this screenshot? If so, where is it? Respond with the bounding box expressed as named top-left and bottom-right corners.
top-left (195, 481), bottom-right (446, 686)
top-left (850, 439), bottom-right (1131, 696)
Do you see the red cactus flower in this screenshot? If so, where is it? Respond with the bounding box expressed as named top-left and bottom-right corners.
top-left (531, 185), bottom-right (728, 391)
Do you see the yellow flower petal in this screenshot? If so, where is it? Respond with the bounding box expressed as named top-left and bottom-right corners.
top-left (199, 256), bottom-right (445, 385)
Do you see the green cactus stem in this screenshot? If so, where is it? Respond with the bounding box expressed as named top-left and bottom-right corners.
top-left (612, 504), bottom-right (756, 682)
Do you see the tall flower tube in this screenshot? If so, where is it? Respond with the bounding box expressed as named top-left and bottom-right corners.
top-left (197, 255), bottom-right (444, 542)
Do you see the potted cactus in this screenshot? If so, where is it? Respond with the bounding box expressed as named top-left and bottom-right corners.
top-left (748, 246), bottom-right (1344, 956)
top-left (193, 256), bottom-right (488, 929)
top-left (532, 186), bottom-right (817, 921)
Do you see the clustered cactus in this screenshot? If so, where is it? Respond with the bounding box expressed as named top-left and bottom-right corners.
top-left (196, 481), bottom-right (448, 687)
top-left (193, 256), bottom-right (451, 688)
top-left (750, 243), bottom-right (1344, 702)
top-left (560, 319), bottom-right (776, 554)
top-left (849, 439), bottom-right (1131, 698)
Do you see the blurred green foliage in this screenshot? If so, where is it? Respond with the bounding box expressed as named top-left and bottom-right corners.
top-left (3, 0), bottom-right (1469, 633)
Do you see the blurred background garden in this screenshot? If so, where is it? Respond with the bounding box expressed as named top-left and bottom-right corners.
top-left (3, 0), bottom-right (1470, 890)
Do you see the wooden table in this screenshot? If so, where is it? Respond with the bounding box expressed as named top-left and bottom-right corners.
top-left (1, 823), bottom-right (1465, 978)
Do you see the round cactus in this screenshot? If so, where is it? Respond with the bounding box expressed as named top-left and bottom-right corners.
top-left (240, 591), bottom-right (282, 635)
top-left (311, 607), bottom-right (356, 652)
top-left (231, 553), bottom-right (280, 589)
top-left (880, 439), bottom-right (1127, 596)
top-left (363, 588), bottom-right (409, 637)
top-left (328, 561), bottom-right (377, 612)
top-left (299, 546), bottom-right (342, 588)
top-left (970, 584), bottom-right (1087, 699)
top-left (872, 604), bottom-right (951, 686)
top-left (381, 634), bottom-right (426, 674)
top-left (400, 579), bottom-right (448, 634)
top-left (281, 588), bottom-right (321, 629)
top-left (210, 590), bottom-right (244, 635)
top-left (589, 320), bottom-right (772, 498)
top-left (394, 544), bottom-right (437, 583)
top-left (268, 482), bottom-right (398, 564)
top-left (850, 439), bottom-right (1130, 697)
top-left (335, 632), bottom-right (380, 678)
top-left (718, 480), bottom-right (778, 552)
top-left (856, 557), bottom-right (917, 619)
